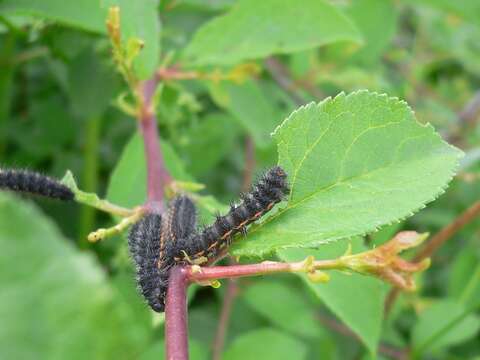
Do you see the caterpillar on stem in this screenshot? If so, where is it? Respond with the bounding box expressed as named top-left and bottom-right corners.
top-left (129, 167), bottom-right (289, 312)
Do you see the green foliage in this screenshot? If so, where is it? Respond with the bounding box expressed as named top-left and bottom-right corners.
top-left (412, 299), bottom-right (480, 356)
top-left (107, 133), bottom-right (191, 208)
top-left (183, 0), bottom-right (362, 65)
top-left (0, 0), bottom-right (106, 33)
top-left (67, 49), bottom-right (119, 118)
top-left (243, 280), bottom-right (325, 339)
top-left (223, 328), bottom-right (307, 360)
top-left (1, 0), bottom-right (479, 359)
top-left (209, 80), bottom-right (283, 147)
top-left (0, 193), bottom-right (150, 359)
top-left (103, 0), bottom-right (161, 79)
top-left (344, 0), bottom-right (398, 65)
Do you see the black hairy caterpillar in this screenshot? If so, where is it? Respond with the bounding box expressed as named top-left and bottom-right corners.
top-left (0, 168), bottom-right (74, 201)
top-left (128, 213), bottom-right (166, 312)
top-left (166, 166), bottom-right (289, 265)
top-left (128, 196), bottom-right (197, 312)
top-left (129, 167), bottom-right (289, 312)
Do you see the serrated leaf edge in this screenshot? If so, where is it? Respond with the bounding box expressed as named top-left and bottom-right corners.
top-left (234, 90), bottom-right (464, 257)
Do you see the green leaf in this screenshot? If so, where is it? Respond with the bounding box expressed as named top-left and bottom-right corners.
top-left (448, 245), bottom-right (480, 308)
top-left (181, 112), bottom-right (239, 176)
top-left (231, 91), bottom-right (462, 257)
top-left (0, 0), bottom-right (106, 33)
top-left (9, 97), bottom-right (76, 159)
top-left (208, 80), bottom-right (281, 147)
top-left (0, 193), bottom-right (150, 359)
top-left (277, 239), bottom-right (387, 354)
top-left (345, 0), bottom-right (398, 65)
top-left (183, 0), bottom-right (362, 66)
top-left (412, 299), bottom-right (480, 355)
top-left (102, 0), bottom-right (161, 79)
top-left (107, 133), bottom-right (191, 208)
top-left (67, 49), bottom-right (119, 118)
top-left (243, 280), bottom-right (326, 339)
top-left (61, 170), bottom-right (102, 206)
top-left (223, 328), bottom-right (307, 360)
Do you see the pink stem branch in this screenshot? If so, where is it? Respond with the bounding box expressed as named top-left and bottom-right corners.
top-left (138, 77), bottom-right (172, 209)
top-left (187, 259), bottom-right (339, 281)
top-left (165, 266), bottom-right (189, 360)
top-left (165, 259), bottom-right (335, 359)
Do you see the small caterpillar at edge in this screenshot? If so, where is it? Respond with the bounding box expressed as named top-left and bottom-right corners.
top-left (0, 168), bottom-right (74, 201)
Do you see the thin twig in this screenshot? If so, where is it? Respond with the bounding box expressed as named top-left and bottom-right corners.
top-left (156, 66), bottom-right (199, 81)
top-left (413, 200), bottom-right (480, 261)
top-left (384, 200), bottom-right (480, 314)
top-left (264, 57), bottom-right (305, 105)
top-left (187, 258), bottom-right (339, 282)
top-left (447, 90), bottom-right (480, 144)
top-left (458, 91), bottom-right (480, 128)
top-left (212, 278), bottom-right (239, 360)
top-left (265, 56), bottom-right (325, 105)
top-left (87, 208), bottom-right (145, 242)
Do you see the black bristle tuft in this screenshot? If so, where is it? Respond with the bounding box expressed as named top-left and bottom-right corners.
top-left (0, 168), bottom-right (74, 201)
top-left (128, 213), bottom-right (168, 313)
top-left (181, 166), bottom-right (289, 262)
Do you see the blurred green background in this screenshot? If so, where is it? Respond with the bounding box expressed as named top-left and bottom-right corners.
top-left (0, 0), bottom-right (479, 359)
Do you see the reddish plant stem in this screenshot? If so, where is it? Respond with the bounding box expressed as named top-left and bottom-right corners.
top-left (165, 266), bottom-right (189, 360)
top-left (156, 66), bottom-right (199, 81)
top-left (413, 200), bottom-right (480, 261)
top-left (138, 77), bottom-right (172, 208)
top-left (212, 278), bottom-right (239, 360)
top-left (384, 200), bottom-right (480, 314)
top-left (187, 259), bottom-right (339, 282)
